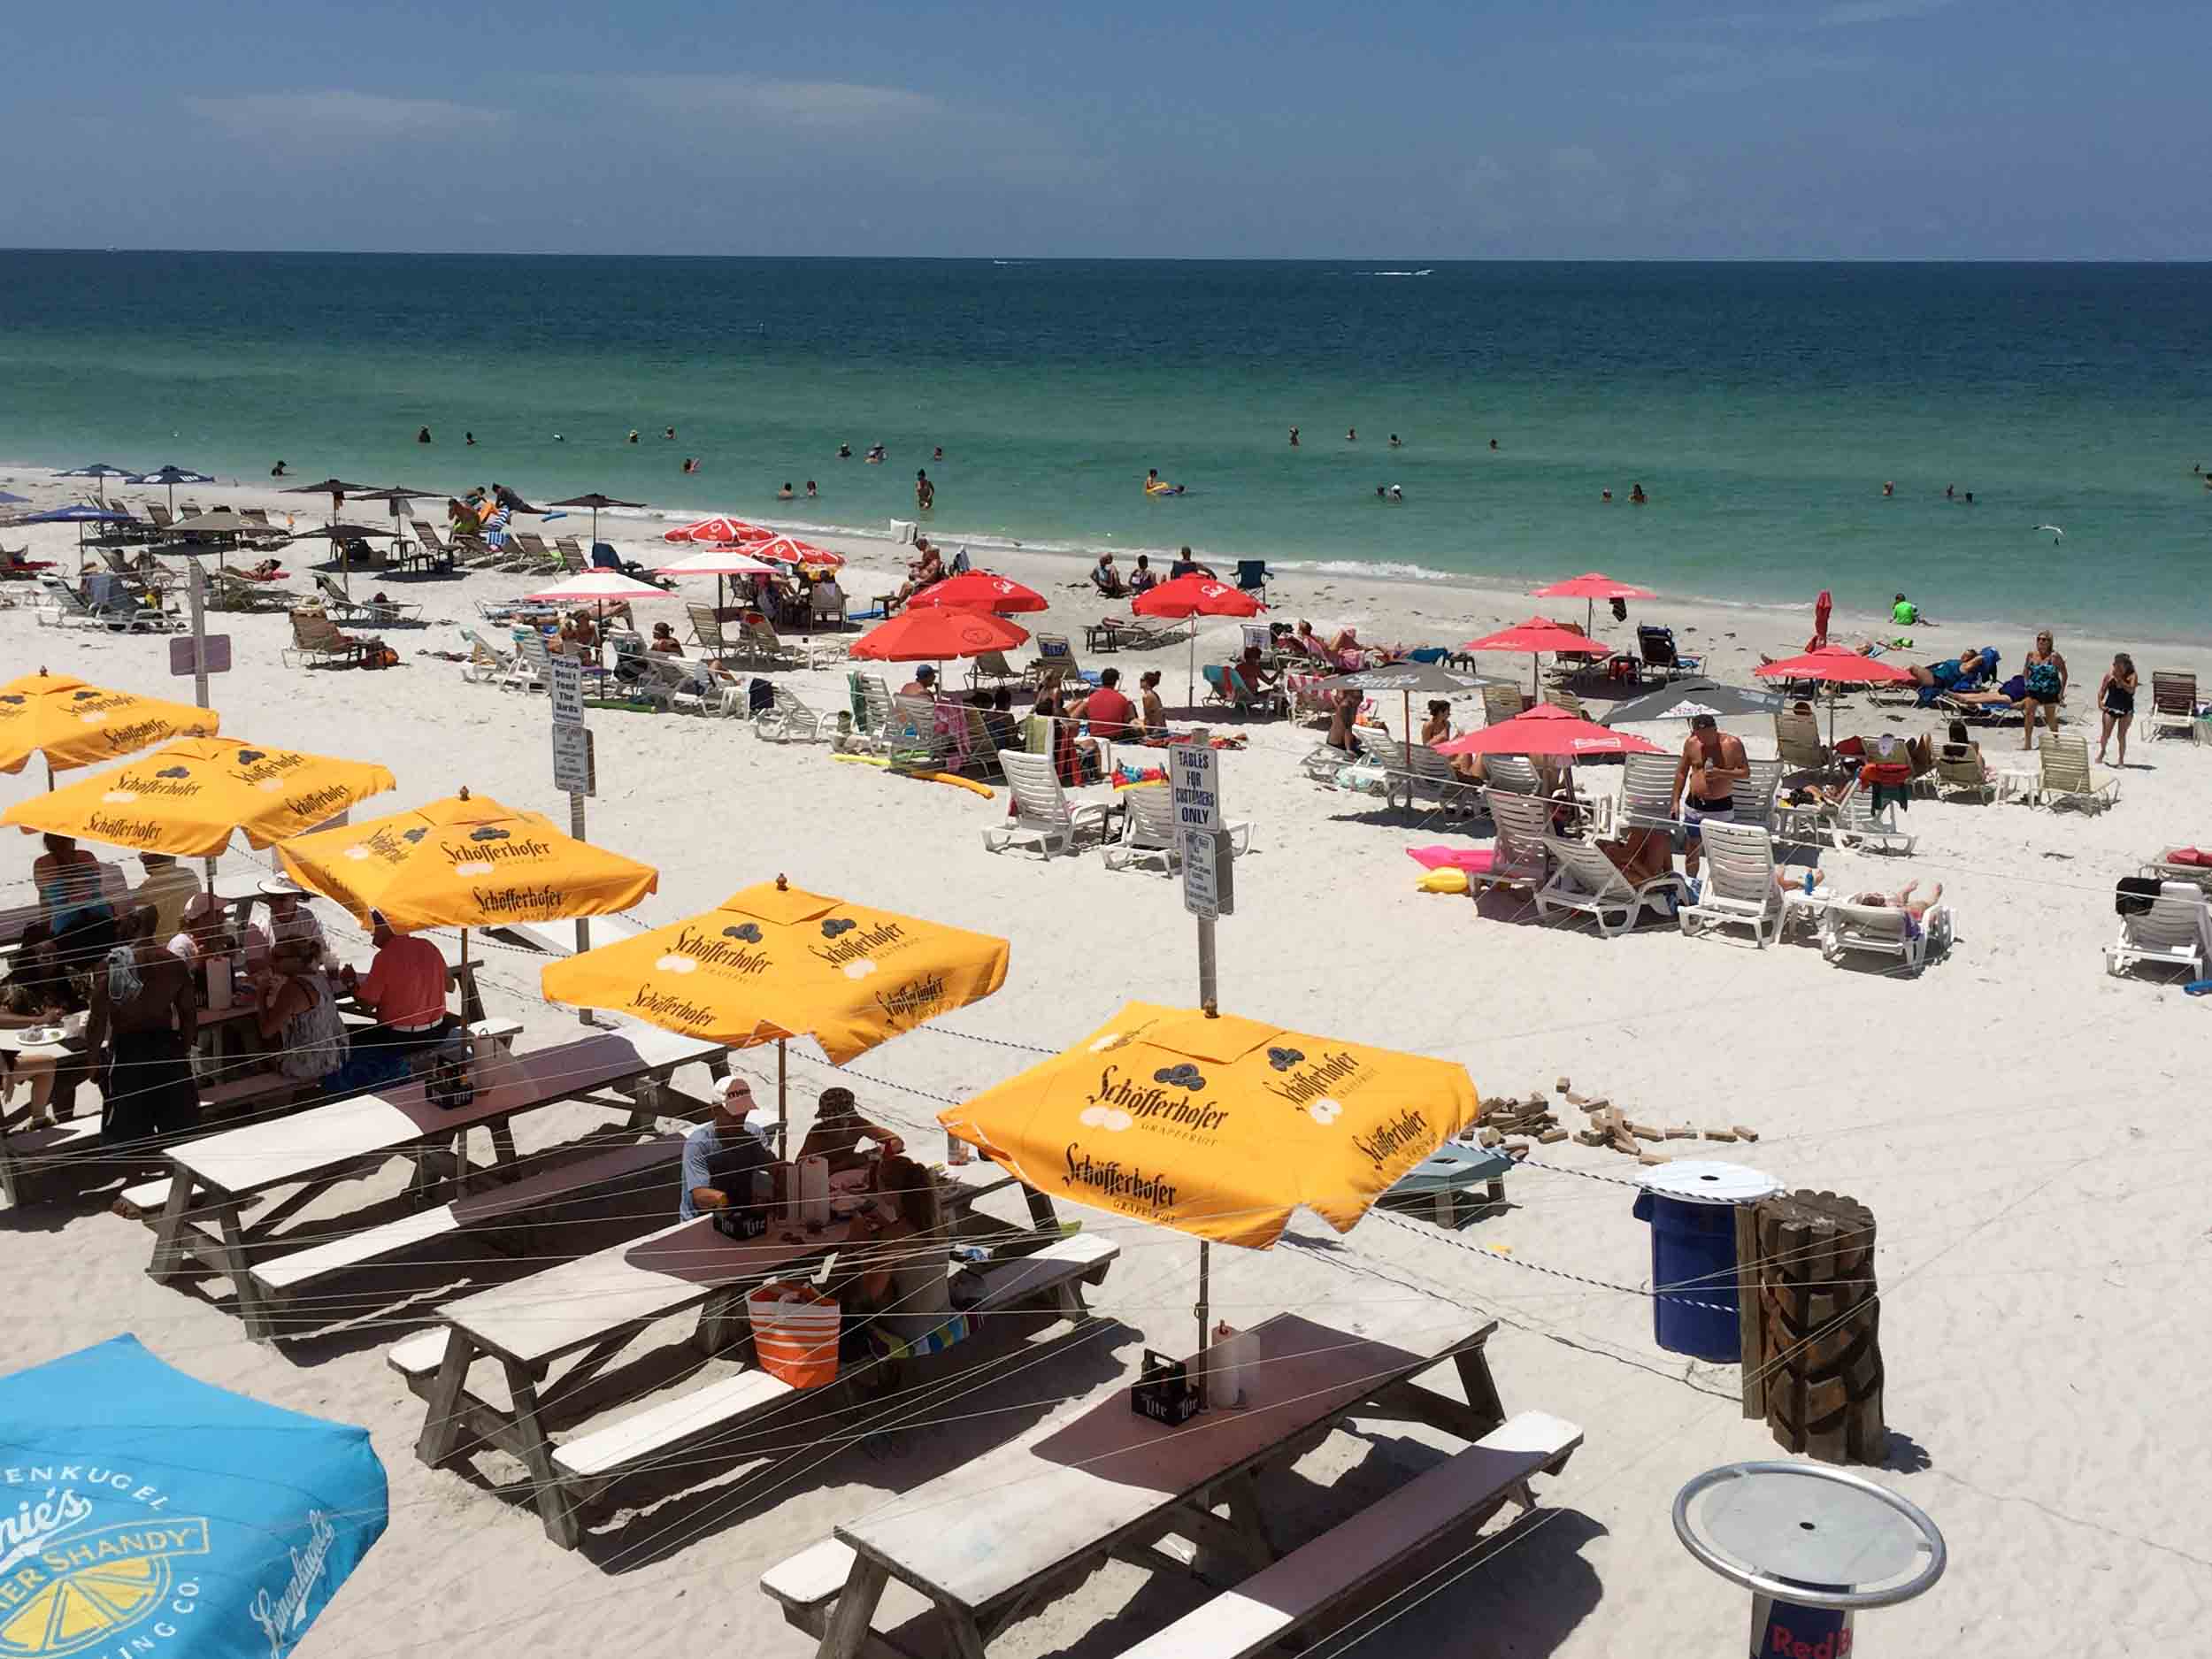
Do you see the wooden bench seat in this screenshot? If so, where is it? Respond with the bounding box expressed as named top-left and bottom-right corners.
top-left (7, 1071), bottom-right (303, 1210)
top-left (246, 1135), bottom-right (686, 1332)
top-left (551, 1368), bottom-right (796, 1483)
top-left (1109, 1410), bottom-right (1584, 1659)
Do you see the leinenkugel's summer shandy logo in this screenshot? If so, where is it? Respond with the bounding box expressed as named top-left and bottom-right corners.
top-left (0, 1466), bottom-right (210, 1658)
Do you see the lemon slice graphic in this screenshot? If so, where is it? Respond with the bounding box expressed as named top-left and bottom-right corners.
top-left (0, 1555), bottom-right (167, 1656)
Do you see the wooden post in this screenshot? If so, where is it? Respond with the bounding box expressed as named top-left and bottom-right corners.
top-left (1753, 1189), bottom-right (1885, 1464)
top-left (1735, 1203), bottom-right (1765, 1420)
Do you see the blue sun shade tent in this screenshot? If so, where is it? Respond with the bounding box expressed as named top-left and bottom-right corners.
top-left (0, 1335), bottom-right (387, 1659)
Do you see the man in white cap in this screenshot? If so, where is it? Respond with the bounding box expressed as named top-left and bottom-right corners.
top-left (680, 1074), bottom-right (774, 1221)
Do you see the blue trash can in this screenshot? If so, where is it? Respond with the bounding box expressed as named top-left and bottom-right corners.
top-left (1632, 1161), bottom-right (1780, 1361)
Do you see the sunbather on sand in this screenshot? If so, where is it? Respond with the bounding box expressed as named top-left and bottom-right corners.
top-left (1908, 647), bottom-right (1992, 690)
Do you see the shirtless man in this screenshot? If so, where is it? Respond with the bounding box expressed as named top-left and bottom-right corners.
top-left (1672, 713), bottom-right (1748, 881)
top-left (795, 1086), bottom-right (904, 1173)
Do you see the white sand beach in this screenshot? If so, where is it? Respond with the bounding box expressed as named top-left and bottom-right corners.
top-left (1, 469), bottom-right (2206, 1657)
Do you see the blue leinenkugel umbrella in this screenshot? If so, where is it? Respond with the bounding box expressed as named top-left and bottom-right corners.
top-left (129, 465), bottom-right (218, 513)
top-left (0, 1334), bottom-right (387, 1659)
top-left (55, 464), bottom-right (135, 505)
top-left (0, 491), bottom-right (30, 508)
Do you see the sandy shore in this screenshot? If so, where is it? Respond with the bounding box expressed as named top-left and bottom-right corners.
top-left (2, 468), bottom-right (2207, 1657)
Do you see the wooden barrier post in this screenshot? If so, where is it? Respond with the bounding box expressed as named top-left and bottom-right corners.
top-left (1752, 1189), bottom-right (1886, 1464)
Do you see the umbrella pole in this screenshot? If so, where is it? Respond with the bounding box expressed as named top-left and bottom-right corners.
top-left (1187, 627), bottom-right (1196, 710)
top-left (1195, 1240), bottom-right (1211, 1398)
top-left (777, 1038), bottom-right (788, 1156)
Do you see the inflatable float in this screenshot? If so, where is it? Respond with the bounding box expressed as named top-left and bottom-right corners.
top-left (832, 753), bottom-right (995, 797)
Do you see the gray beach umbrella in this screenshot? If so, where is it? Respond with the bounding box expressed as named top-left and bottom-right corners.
top-left (549, 492), bottom-right (647, 546)
top-left (129, 465), bottom-right (218, 513)
top-left (1307, 658), bottom-right (1507, 750)
top-left (163, 507), bottom-right (288, 541)
top-left (353, 486), bottom-right (442, 545)
top-left (1601, 679), bottom-right (1786, 726)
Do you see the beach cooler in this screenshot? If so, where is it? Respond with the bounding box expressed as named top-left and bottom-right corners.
top-left (1632, 1161), bottom-right (1779, 1361)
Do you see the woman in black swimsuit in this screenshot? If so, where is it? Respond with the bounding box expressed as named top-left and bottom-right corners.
top-left (2096, 651), bottom-right (2138, 767)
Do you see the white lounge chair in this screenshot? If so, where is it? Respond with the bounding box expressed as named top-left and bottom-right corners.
top-left (1103, 785), bottom-right (1252, 875)
top-left (1821, 897), bottom-right (1952, 976)
top-left (1677, 822), bottom-right (1785, 948)
top-left (458, 628), bottom-right (516, 685)
top-left (1733, 758), bottom-right (1785, 830)
top-left (2032, 735), bottom-right (2119, 814)
top-left (503, 629), bottom-right (551, 694)
top-left (981, 751), bottom-right (1113, 858)
top-left (1468, 790), bottom-right (1555, 897)
top-left (755, 683), bottom-right (827, 742)
top-left (1618, 751), bottom-right (1680, 833)
top-left (2105, 890), bottom-right (2212, 979)
top-left (1786, 778), bottom-right (1917, 855)
top-left (1533, 833), bottom-right (1686, 938)
top-left (1485, 756), bottom-right (1542, 796)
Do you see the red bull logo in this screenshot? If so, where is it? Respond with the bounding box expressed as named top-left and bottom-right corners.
top-left (1763, 1607), bottom-right (1852, 1659)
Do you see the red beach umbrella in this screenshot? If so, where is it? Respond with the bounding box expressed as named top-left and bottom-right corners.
top-left (1434, 702), bottom-right (1663, 759)
top-left (662, 515), bottom-right (772, 545)
top-left (747, 534), bottom-right (845, 572)
top-left (850, 608), bottom-right (1030, 663)
top-left (908, 571), bottom-right (1048, 615)
top-left (1532, 571), bottom-right (1655, 635)
top-left (1755, 646), bottom-right (1915, 743)
top-left (1133, 574), bottom-right (1265, 704)
top-left (1461, 615), bottom-right (1612, 698)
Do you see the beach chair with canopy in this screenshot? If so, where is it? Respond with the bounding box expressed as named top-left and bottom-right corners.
top-left (2032, 735), bottom-right (2119, 814)
top-left (982, 750), bottom-right (1113, 858)
top-left (2148, 672), bottom-right (2198, 743)
top-left (1534, 833), bottom-right (1687, 938)
top-left (1822, 895), bottom-right (1953, 976)
top-left (2106, 887), bottom-right (2212, 979)
top-left (1677, 821), bottom-right (1786, 948)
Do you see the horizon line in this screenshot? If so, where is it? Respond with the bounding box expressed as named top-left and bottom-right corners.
top-left (3, 247), bottom-right (2209, 266)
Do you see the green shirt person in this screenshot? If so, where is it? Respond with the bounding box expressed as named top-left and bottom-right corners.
top-left (1891, 594), bottom-right (1921, 627)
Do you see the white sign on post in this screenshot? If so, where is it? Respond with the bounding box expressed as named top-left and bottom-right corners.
top-left (1169, 744), bottom-right (1221, 833)
top-left (551, 724), bottom-right (595, 797)
top-left (1181, 827), bottom-right (1235, 919)
top-left (547, 657), bottom-right (585, 726)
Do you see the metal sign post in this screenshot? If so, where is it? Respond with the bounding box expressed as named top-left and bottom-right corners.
top-left (547, 656), bottom-right (595, 1024)
top-left (1170, 744), bottom-right (1236, 1377)
top-left (184, 562), bottom-right (218, 890)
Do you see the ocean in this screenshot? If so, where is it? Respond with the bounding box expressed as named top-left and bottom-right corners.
top-left (3, 253), bottom-right (2207, 641)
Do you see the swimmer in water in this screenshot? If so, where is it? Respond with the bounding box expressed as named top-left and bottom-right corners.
top-left (1601, 488), bottom-right (1613, 502)
top-left (681, 457), bottom-right (698, 473)
top-left (838, 442), bottom-right (852, 459)
top-left (664, 426), bottom-right (676, 441)
top-left (416, 426), bottom-right (432, 444)
top-left (554, 433), bottom-right (565, 442)
top-left (1387, 484), bottom-right (1403, 502)
top-left (1883, 480), bottom-right (1894, 497)
top-left (805, 480), bottom-right (818, 498)
top-left (1388, 434), bottom-right (1402, 449)
top-left (1346, 427), bottom-right (1357, 442)
top-left (932, 446), bottom-right (943, 461)
top-left (627, 429), bottom-right (640, 444)
top-left (916, 469), bottom-right (934, 511)
top-left (778, 482), bottom-right (794, 501)
top-left (1489, 438), bottom-right (1499, 451)
top-left (465, 431), bottom-right (475, 447)
top-left (1945, 484), bottom-right (1955, 499)
top-left (1630, 482), bottom-right (1647, 504)
top-left (1288, 426), bottom-right (1300, 447)
top-left (270, 460), bottom-right (287, 477)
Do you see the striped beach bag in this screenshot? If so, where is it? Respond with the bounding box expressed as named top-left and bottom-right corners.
top-left (746, 1281), bottom-right (842, 1389)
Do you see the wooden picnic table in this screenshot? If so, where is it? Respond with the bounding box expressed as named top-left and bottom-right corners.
top-left (803, 1312), bottom-right (1507, 1659)
top-left (410, 1210), bottom-right (867, 1542)
top-left (146, 1027), bottom-right (722, 1338)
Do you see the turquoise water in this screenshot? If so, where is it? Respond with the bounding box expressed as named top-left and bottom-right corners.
top-left (3, 253), bottom-right (2208, 640)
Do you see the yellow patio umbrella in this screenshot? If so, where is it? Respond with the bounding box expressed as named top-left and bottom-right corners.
top-left (0, 669), bottom-right (220, 780)
top-left (277, 788), bottom-right (658, 933)
top-left (541, 874), bottom-right (1009, 1135)
top-left (939, 1000), bottom-right (1480, 1355)
top-left (1, 736), bottom-right (396, 857)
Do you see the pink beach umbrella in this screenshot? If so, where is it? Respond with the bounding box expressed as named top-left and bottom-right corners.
top-left (1461, 615), bottom-right (1612, 699)
top-left (1754, 646), bottom-right (1914, 743)
top-left (1531, 571), bottom-right (1656, 637)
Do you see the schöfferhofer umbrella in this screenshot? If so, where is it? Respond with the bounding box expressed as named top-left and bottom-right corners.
top-left (0, 670), bottom-right (220, 778)
top-left (0, 1333), bottom-right (385, 1659)
top-left (941, 1000), bottom-right (1479, 1355)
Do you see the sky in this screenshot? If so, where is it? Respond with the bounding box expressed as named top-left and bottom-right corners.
top-left (7, 1), bottom-right (2206, 258)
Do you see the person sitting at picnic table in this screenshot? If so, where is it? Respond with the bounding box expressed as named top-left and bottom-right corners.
top-left (795, 1085), bottom-right (903, 1173)
top-left (132, 852), bottom-right (203, 940)
top-left (34, 833), bottom-right (118, 972)
top-left (843, 1155), bottom-right (953, 1346)
top-left (341, 910), bottom-right (454, 1054)
top-left (257, 877), bottom-right (328, 964)
top-left (0, 932), bottom-right (82, 1129)
top-left (1091, 553), bottom-right (1126, 596)
top-left (87, 907), bottom-right (200, 1146)
top-left (680, 1074), bottom-right (776, 1221)
top-left (255, 937), bottom-right (349, 1088)
top-left (165, 892), bottom-right (240, 976)
top-left (649, 621), bottom-right (684, 655)
top-left (1126, 554), bottom-right (1159, 595)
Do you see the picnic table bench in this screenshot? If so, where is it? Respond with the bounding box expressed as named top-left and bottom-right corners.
top-left (764, 1313), bottom-right (1535, 1659)
top-left (391, 1201), bottom-right (1118, 1548)
top-left (140, 1027), bottom-right (722, 1338)
top-left (1383, 1141), bottom-right (1515, 1228)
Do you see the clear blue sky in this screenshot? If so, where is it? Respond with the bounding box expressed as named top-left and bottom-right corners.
top-left (11, 1), bottom-right (2202, 258)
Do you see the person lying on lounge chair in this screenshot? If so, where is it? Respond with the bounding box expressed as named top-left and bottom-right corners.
top-left (1945, 674), bottom-right (2031, 711)
top-left (1845, 881), bottom-right (1943, 927)
top-left (1598, 826), bottom-right (1673, 886)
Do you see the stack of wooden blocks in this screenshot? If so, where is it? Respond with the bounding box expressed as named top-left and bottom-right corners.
top-left (1533, 1078), bottom-right (1760, 1166)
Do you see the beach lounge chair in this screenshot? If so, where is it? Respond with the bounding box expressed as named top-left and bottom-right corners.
top-left (1788, 777), bottom-right (1916, 855)
top-left (1617, 751), bottom-right (1681, 833)
top-left (283, 609), bottom-right (381, 669)
top-left (1484, 756), bottom-right (1543, 796)
top-left (755, 683), bottom-right (827, 743)
top-left (2032, 735), bottom-right (2119, 814)
top-left (503, 629), bottom-right (551, 693)
top-left (1464, 790), bottom-right (1554, 898)
top-left (1637, 625), bottom-right (1701, 682)
top-left (964, 649), bottom-right (1026, 694)
top-left (1026, 633), bottom-right (1097, 693)
top-left (1534, 833), bottom-right (1687, 938)
top-left (2148, 672), bottom-right (2198, 743)
top-left (1104, 784), bottom-right (1252, 875)
top-left (1544, 689), bottom-right (1593, 719)
top-left (736, 613), bottom-right (817, 670)
top-left (145, 504), bottom-right (176, 534)
top-left (1482, 685), bottom-right (1527, 727)
top-left (981, 751), bottom-right (1113, 858)
top-left (2106, 887), bottom-right (2212, 979)
top-left (687, 603), bottom-right (738, 663)
top-left (1773, 709), bottom-right (1832, 772)
top-left (314, 573), bottom-right (421, 626)
top-left (211, 571), bottom-right (299, 612)
top-left (1932, 744), bottom-right (2003, 802)
top-left (1407, 741), bottom-right (1482, 814)
top-left (808, 582), bottom-right (846, 632)
top-left (458, 628), bottom-right (517, 685)
top-left (555, 537), bottom-right (590, 574)
top-left (1678, 822), bottom-right (1786, 947)
top-left (1733, 757), bottom-right (1785, 830)
top-left (35, 574), bottom-right (169, 632)
top-left (2141, 852), bottom-right (2212, 895)
top-left (1822, 896), bottom-right (1953, 977)
top-left (842, 674), bottom-right (898, 753)
top-left (1233, 558), bottom-right (1272, 601)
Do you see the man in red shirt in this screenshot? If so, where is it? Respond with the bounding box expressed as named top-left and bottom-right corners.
top-left (1073, 667), bottom-right (1135, 740)
top-left (341, 910), bottom-right (455, 1054)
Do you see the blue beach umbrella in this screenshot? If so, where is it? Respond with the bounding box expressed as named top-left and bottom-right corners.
top-left (0, 491), bottom-right (30, 508)
top-left (17, 505), bottom-right (133, 564)
top-left (55, 464), bottom-right (135, 505)
top-left (0, 1334), bottom-right (387, 1659)
top-left (129, 466), bottom-right (218, 513)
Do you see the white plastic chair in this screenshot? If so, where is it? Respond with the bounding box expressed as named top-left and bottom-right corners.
top-left (1103, 786), bottom-right (1252, 875)
top-left (1677, 822), bottom-right (1785, 948)
top-left (1822, 899), bottom-right (1953, 977)
top-left (1533, 834), bottom-right (1686, 939)
top-left (981, 752), bottom-right (1113, 859)
top-left (2105, 890), bottom-right (2211, 979)
top-left (755, 683), bottom-right (826, 742)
